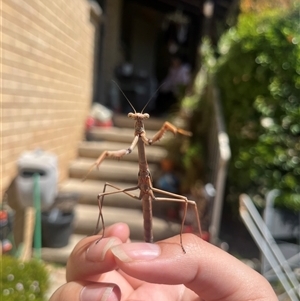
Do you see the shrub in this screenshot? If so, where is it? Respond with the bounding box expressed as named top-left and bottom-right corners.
top-left (215, 5), bottom-right (300, 210)
top-left (1, 256), bottom-right (49, 301)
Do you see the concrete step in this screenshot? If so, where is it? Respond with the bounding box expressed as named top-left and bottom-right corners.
top-left (42, 201), bottom-right (182, 265)
top-left (78, 141), bottom-right (167, 163)
top-left (69, 158), bottom-right (159, 182)
top-left (113, 114), bottom-right (165, 131)
top-left (42, 233), bottom-right (85, 264)
top-left (74, 204), bottom-right (181, 242)
top-left (60, 178), bottom-right (141, 208)
top-left (88, 127), bottom-right (173, 145)
top-left (59, 178), bottom-right (181, 217)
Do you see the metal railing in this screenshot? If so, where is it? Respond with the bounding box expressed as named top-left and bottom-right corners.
top-left (202, 82), bottom-right (231, 244)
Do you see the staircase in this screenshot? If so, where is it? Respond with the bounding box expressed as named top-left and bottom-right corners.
top-left (42, 114), bottom-right (182, 264)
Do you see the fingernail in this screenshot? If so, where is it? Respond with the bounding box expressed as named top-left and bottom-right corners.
top-left (81, 283), bottom-right (120, 301)
top-left (86, 238), bottom-right (117, 262)
top-left (111, 243), bottom-right (161, 262)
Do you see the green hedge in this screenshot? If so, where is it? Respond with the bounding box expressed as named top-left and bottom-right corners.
top-left (214, 6), bottom-right (300, 210)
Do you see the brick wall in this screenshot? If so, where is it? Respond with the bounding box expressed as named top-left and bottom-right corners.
top-left (1, 0), bottom-right (98, 196)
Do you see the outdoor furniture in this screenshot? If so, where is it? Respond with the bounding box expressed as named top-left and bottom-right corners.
top-left (262, 190), bottom-right (300, 282)
top-left (239, 193), bottom-right (300, 301)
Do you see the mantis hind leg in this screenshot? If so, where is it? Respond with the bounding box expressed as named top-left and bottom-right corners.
top-left (95, 183), bottom-right (139, 238)
top-left (151, 187), bottom-right (202, 253)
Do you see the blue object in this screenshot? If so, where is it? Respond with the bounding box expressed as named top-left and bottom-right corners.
top-left (157, 173), bottom-right (179, 194)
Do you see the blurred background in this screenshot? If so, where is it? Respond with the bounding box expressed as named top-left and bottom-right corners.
top-left (1, 0), bottom-right (299, 300)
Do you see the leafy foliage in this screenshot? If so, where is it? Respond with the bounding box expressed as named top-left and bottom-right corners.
top-left (240, 0), bottom-right (294, 13)
top-left (215, 6), bottom-right (300, 210)
top-left (1, 256), bottom-right (49, 301)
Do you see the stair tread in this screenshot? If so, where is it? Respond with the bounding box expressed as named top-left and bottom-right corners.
top-left (74, 204), bottom-right (181, 241)
top-left (69, 158), bottom-right (159, 182)
top-left (70, 157), bottom-right (157, 170)
top-left (113, 114), bottom-right (165, 130)
top-left (60, 178), bottom-right (141, 208)
top-left (88, 127), bottom-right (172, 144)
top-left (42, 234), bottom-right (85, 264)
top-left (78, 141), bottom-right (167, 162)
top-left (42, 233), bottom-right (142, 266)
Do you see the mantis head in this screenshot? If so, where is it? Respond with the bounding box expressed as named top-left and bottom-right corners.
top-left (128, 112), bottom-right (150, 120)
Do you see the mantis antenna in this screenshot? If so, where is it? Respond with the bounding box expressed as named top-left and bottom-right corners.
top-left (141, 82), bottom-right (165, 113)
top-left (112, 80), bottom-right (136, 113)
top-left (112, 79), bottom-right (165, 114)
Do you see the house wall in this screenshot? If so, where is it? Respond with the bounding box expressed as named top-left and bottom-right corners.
top-left (1, 0), bottom-right (98, 197)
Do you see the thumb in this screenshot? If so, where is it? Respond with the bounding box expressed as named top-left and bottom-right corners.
top-left (49, 281), bottom-right (120, 301)
top-left (110, 234), bottom-right (277, 301)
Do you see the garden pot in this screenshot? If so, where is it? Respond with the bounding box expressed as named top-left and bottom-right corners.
top-left (41, 209), bottom-right (74, 248)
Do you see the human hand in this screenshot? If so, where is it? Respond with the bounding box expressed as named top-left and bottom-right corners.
top-left (49, 222), bottom-right (277, 301)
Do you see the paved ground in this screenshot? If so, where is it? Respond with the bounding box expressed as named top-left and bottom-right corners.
top-left (45, 265), bottom-right (66, 300)
top-left (219, 210), bottom-right (260, 259)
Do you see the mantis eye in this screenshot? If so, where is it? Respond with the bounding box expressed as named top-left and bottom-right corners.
top-left (128, 112), bottom-right (134, 118)
top-left (144, 113), bottom-right (150, 119)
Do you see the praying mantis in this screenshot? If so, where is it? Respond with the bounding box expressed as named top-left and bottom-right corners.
top-left (86, 86), bottom-right (202, 253)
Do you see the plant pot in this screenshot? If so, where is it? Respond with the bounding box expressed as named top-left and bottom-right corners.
top-left (41, 209), bottom-right (74, 248)
top-left (52, 192), bottom-right (79, 214)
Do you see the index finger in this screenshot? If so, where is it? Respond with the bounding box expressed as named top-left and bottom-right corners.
top-left (66, 223), bottom-right (130, 282)
top-left (110, 234), bottom-right (277, 301)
